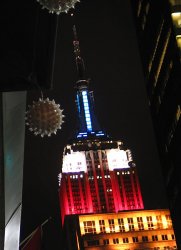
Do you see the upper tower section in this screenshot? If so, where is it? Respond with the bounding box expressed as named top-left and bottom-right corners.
top-left (72, 19), bottom-right (106, 139)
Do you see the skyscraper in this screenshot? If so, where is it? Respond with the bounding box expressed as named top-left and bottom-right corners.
top-left (59, 24), bottom-right (144, 225)
top-left (129, 0), bottom-right (181, 243)
top-left (58, 14), bottom-right (177, 249)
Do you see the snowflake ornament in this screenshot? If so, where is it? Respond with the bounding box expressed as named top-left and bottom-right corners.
top-left (36, 0), bottom-right (80, 14)
top-left (25, 98), bottom-right (64, 137)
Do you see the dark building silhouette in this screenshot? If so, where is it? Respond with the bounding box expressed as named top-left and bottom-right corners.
top-left (0, 1), bottom-right (58, 249)
top-left (130, 0), bottom-right (181, 244)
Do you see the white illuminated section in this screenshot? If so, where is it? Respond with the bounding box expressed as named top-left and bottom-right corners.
top-left (62, 151), bottom-right (87, 173)
top-left (106, 149), bottom-right (130, 170)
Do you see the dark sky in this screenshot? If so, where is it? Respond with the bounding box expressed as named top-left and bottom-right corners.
top-left (21, 0), bottom-right (168, 248)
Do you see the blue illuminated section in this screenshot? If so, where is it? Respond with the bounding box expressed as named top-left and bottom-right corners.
top-left (82, 90), bottom-right (92, 132)
top-left (75, 84), bottom-right (107, 139)
top-left (76, 94), bottom-right (81, 113)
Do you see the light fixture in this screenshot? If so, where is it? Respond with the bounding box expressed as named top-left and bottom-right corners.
top-left (36, 0), bottom-right (80, 14)
top-left (25, 98), bottom-right (64, 137)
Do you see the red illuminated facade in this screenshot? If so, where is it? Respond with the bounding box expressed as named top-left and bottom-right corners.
top-left (59, 139), bottom-right (144, 224)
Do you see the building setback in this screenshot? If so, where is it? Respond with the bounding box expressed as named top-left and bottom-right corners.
top-left (64, 209), bottom-right (177, 250)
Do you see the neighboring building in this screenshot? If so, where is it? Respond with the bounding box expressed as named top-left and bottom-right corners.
top-left (64, 209), bottom-right (177, 250)
top-left (0, 2), bottom-right (58, 248)
top-left (130, 0), bottom-right (181, 243)
top-left (58, 17), bottom-right (177, 249)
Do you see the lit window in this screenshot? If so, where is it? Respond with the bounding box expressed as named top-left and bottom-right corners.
top-left (165, 214), bottom-right (172, 228)
top-left (83, 221), bottom-right (96, 234)
top-left (142, 14), bottom-right (147, 30)
top-left (171, 12), bottom-right (181, 28)
top-left (156, 215), bottom-right (163, 229)
top-left (137, 217), bottom-right (144, 230)
top-left (132, 236), bottom-right (138, 242)
top-left (118, 218), bottom-right (125, 232)
top-left (113, 238), bottom-right (119, 244)
top-left (123, 238), bottom-right (129, 243)
top-left (170, 0), bottom-right (181, 5)
top-left (162, 235), bottom-right (168, 240)
top-left (137, 0), bottom-right (142, 17)
top-left (108, 219), bottom-right (115, 232)
top-left (176, 105), bottom-right (181, 122)
top-left (99, 220), bottom-right (106, 233)
top-left (154, 29), bottom-right (171, 86)
top-left (147, 216), bottom-right (154, 230)
top-left (148, 19), bottom-right (164, 73)
top-left (152, 235), bottom-right (158, 241)
top-left (127, 218), bottom-right (134, 231)
top-left (145, 2), bottom-right (150, 14)
top-left (176, 35), bottom-right (181, 49)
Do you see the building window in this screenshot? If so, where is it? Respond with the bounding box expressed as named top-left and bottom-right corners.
top-left (113, 238), bottom-right (119, 244)
top-left (145, 2), bottom-right (150, 15)
top-left (132, 236), bottom-right (138, 242)
top-left (162, 235), bottom-right (168, 240)
top-left (103, 239), bottom-right (109, 245)
top-left (152, 235), bottom-right (158, 241)
top-left (87, 240), bottom-right (99, 246)
top-left (176, 35), bottom-right (181, 49)
top-left (127, 217), bottom-right (134, 231)
top-left (154, 248), bottom-right (160, 250)
top-left (108, 219), bottom-right (115, 232)
top-left (165, 214), bottom-right (172, 228)
top-left (147, 216), bottom-right (154, 229)
top-left (123, 238), bottom-right (129, 243)
top-left (154, 28), bottom-right (171, 85)
top-left (99, 220), bottom-right (106, 233)
top-left (142, 14), bottom-right (147, 30)
top-left (176, 105), bottom-right (181, 122)
top-left (142, 236), bottom-right (148, 242)
top-left (83, 221), bottom-right (96, 234)
top-left (137, 0), bottom-right (142, 17)
top-left (156, 215), bottom-right (163, 229)
top-left (118, 218), bottom-right (125, 232)
top-left (172, 234), bottom-right (175, 240)
top-left (137, 217), bottom-right (144, 230)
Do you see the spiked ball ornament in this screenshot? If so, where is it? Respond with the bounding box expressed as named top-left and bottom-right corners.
top-left (36, 0), bottom-right (80, 14)
top-left (25, 98), bottom-right (64, 137)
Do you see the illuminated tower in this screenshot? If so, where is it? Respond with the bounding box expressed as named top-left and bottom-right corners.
top-left (58, 16), bottom-right (177, 250)
top-left (59, 23), bottom-right (144, 225)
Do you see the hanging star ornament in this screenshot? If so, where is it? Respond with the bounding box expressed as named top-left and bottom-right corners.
top-left (25, 98), bottom-right (65, 137)
top-left (36, 0), bottom-right (80, 14)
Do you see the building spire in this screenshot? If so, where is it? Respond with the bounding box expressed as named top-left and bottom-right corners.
top-left (70, 13), bottom-right (106, 139)
top-left (71, 13), bottom-right (86, 82)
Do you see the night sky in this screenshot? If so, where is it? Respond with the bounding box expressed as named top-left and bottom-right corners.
top-left (21, 0), bottom-right (168, 248)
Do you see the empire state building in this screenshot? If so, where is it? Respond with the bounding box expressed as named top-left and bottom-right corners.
top-left (58, 20), bottom-right (177, 250)
top-left (59, 24), bottom-right (144, 224)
